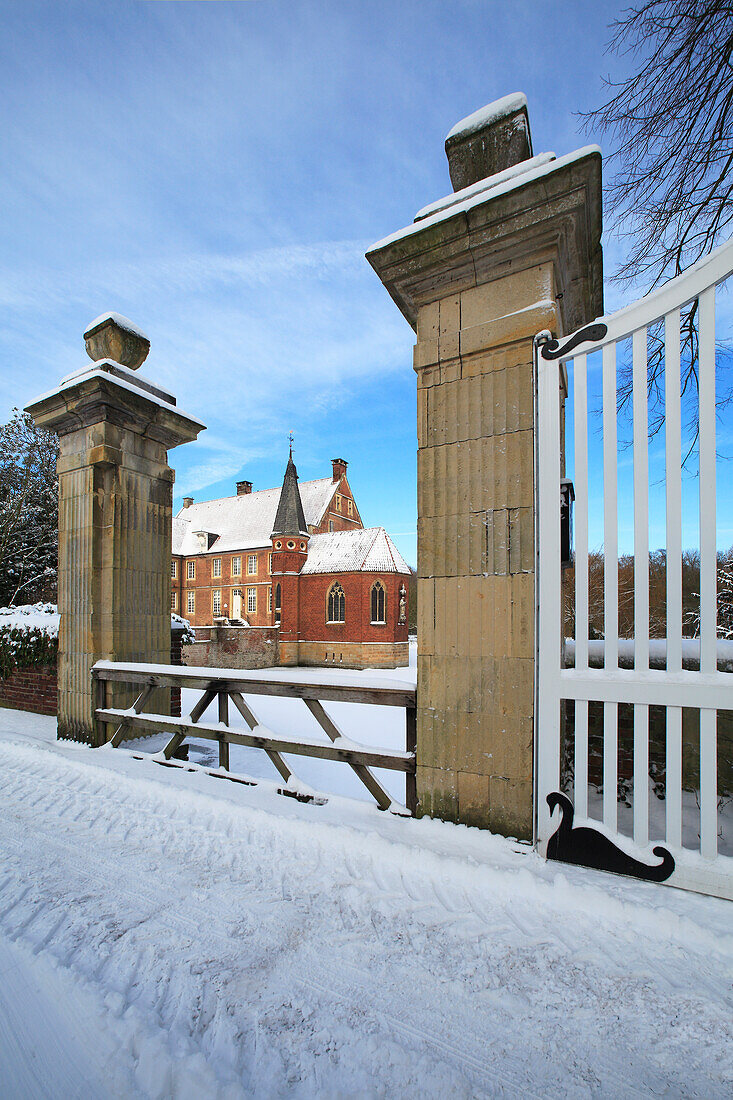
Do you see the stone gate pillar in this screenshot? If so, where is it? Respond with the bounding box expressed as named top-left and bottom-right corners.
top-left (26, 314), bottom-right (204, 744)
top-left (367, 95), bottom-right (602, 839)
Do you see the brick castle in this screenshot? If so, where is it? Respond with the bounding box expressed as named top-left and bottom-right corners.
top-left (172, 456), bottom-right (410, 668)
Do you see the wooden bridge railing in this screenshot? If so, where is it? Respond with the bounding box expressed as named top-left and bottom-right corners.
top-left (92, 661), bottom-right (417, 814)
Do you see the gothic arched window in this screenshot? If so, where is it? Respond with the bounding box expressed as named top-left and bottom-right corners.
top-left (327, 582), bottom-right (345, 623)
top-left (370, 581), bottom-right (386, 624)
top-left (274, 582), bottom-right (281, 625)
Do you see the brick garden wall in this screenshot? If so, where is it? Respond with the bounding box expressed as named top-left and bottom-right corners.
top-left (0, 664), bottom-right (57, 715)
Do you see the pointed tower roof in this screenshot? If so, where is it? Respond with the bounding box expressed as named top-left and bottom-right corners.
top-left (271, 453), bottom-right (308, 538)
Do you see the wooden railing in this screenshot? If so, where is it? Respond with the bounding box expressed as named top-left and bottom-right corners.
top-left (92, 662), bottom-right (416, 814)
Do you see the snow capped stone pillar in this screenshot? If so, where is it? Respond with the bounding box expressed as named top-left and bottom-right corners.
top-left (25, 314), bottom-right (205, 745)
top-left (367, 97), bottom-right (602, 839)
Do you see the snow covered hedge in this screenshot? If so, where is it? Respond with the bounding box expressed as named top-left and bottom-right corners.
top-left (0, 603), bottom-right (59, 679)
top-left (0, 603), bottom-right (194, 677)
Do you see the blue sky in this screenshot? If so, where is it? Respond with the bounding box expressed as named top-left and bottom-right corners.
top-left (3, 0), bottom-right (727, 564)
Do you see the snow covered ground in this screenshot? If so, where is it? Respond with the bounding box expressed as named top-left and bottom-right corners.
top-left (1, 678), bottom-right (732, 1097)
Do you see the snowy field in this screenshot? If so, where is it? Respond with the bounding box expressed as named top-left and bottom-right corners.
top-left (0, 667), bottom-right (732, 1098)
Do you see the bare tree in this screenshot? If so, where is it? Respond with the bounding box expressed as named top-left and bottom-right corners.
top-left (582, 0), bottom-right (733, 443)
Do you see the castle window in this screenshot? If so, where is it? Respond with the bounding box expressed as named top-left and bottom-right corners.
top-left (171, 560), bottom-right (177, 579)
top-left (335, 495), bottom-right (342, 512)
top-left (212, 589), bottom-right (221, 615)
top-left (231, 556), bottom-right (241, 576)
top-left (247, 554), bottom-right (257, 575)
top-left (187, 590), bottom-right (195, 614)
top-left (212, 558), bottom-right (221, 578)
top-left (171, 592), bottom-right (177, 610)
top-left (370, 582), bottom-right (386, 624)
top-left (329, 520), bottom-right (334, 532)
top-left (327, 582), bottom-right (345, 624)
top-left (347, 499), bottom-right (353, 517)
top-left (186, 560), bottom-right (195, 580)
top-left (247, 587), bottom-right (257, 614)
top-left (274, 583), bottom-right (281, 625)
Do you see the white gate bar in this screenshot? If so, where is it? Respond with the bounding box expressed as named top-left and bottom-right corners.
top-left (536, 351), bottom-right (563, 849)
top-left (664, 308), bottom-right (684, 850)
top-left (574, 354), bottom-right (589, 671)
top-left (664, 309), bottom-right (683, 672)
top-left (698, 287), bottom-right (717, 673)
top-left (573, 354), bottom-right (590, 821)
top-left (697, 286), bottom-right (718, 860)
top-left (602, 341), bottom-right (619, 669)
top-left (633, 703), bottom-right (649, 846)
top-left (574, 698), bottom-right (589, 819)
top-left (559, 668), bottom-right (733, 709)
top-left (603, 702), bottom-right (618, 830)
top-left (666, 706), bottom-right (683, 848)
top-left (632, 328), bottom-right (650, 670)
top-left (602, 341), bottom-right (619, 832)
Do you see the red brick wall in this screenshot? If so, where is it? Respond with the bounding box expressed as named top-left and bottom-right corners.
top-left (0, 664), bottom-right (57, 715)
top-left (295, 572), bottom-right (409, 645)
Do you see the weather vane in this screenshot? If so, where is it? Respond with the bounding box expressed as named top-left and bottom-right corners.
top-left (288, 431), bottom-right (294, 457)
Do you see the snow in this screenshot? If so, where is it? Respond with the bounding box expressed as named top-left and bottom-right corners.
top-left (172, 477), bottom-right (336, 555)
top-left (565, 636), bottom-right (733, 672)
top-left (27, 368), bottom-right (205, 427)
top-left (445, 93), bottom-right (528, 142)
top-left (0, 601), bottom-right (59, 635)
top-left (300, 526), bottom-right (411, 574)
top-left (414, 151), bottom-right (555, 221)
top-left (59, 358), bottom-right (173, 400)
top-left (84, 311), bottom-right (150, 341)
top-left (0, 693), bottom-right (731, 1097)
top-left (368, 144), bottom-right (602, 254)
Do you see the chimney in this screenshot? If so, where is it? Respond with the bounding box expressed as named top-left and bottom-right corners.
top-left (332, 458), bottom-right (348, 483)
top-left (183, 497), bottom-right (193, 509)
top-left (236, 480), bottom-right (253, 496)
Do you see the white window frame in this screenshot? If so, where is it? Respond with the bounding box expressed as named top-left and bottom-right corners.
top-left (186, 560), bottom-right (195, 580)
top-left (268, 587), bottom-right (272, 613)
top-left (171, 560), bottom-right (177, 578)
top-left (247, 587), bottom-right (257, 614)
top-left (171, 592), bottom-right (177, 610)
top-left (187, 590), bottom-right (195, 614)
top-left (212, 589), bottom-right (221, 616)
top-left (212, 558), bottom-right (221, 578)
top-left (247, 554), bottom-right (257, 575)
top-left (268, 553), bottom-right (272, 573)
top-left (231, 556), bottom-right (241, 576)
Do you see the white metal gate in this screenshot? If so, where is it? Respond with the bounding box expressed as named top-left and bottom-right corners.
top-left (536, 238), bottom-right (733, 899)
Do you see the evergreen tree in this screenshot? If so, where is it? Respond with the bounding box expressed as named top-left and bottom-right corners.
top-left (0, 410), bottom-right (58, 606)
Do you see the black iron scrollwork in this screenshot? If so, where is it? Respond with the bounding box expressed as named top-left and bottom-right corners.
top-left (546, 793), bottom-right (675, 882)
top-left (540, 322), bottom-right (608, 360)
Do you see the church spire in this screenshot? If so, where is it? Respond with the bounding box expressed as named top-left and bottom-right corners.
top-left (271, 451), bottom-right (308, 538)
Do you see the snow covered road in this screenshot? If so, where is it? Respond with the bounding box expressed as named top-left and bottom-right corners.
top-left (0, 709), bottom-right (731, 1098)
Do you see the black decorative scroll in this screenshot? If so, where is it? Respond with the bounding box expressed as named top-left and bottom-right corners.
top-left (540, 322), bottom-right (608, 360)
top-left (546, 793), bottom-right (675, 882)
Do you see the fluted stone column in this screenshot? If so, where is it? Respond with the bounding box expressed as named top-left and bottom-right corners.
top-left (368, 96), bottom-right (603, 839)
top-left (26, 315), bottom-right (205, 744)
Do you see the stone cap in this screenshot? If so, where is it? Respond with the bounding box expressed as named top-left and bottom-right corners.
top-left (445, 93), bottom-right (532, 192)
top-left (25, 367), bottom-right (205, 450)
top-left (84, 313), bottom-right (150, 370)
top-left (367, 144), bottom-right (603, 336)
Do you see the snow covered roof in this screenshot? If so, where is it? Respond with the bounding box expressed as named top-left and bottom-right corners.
top-left (301, 528), bottom-right (411, 575)
top-left (368, 144), bottom-right (601, 254)
top-left (172, 477), bottom-right (337, 555)
top-left (445, 93), bottom-right (527, 143)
